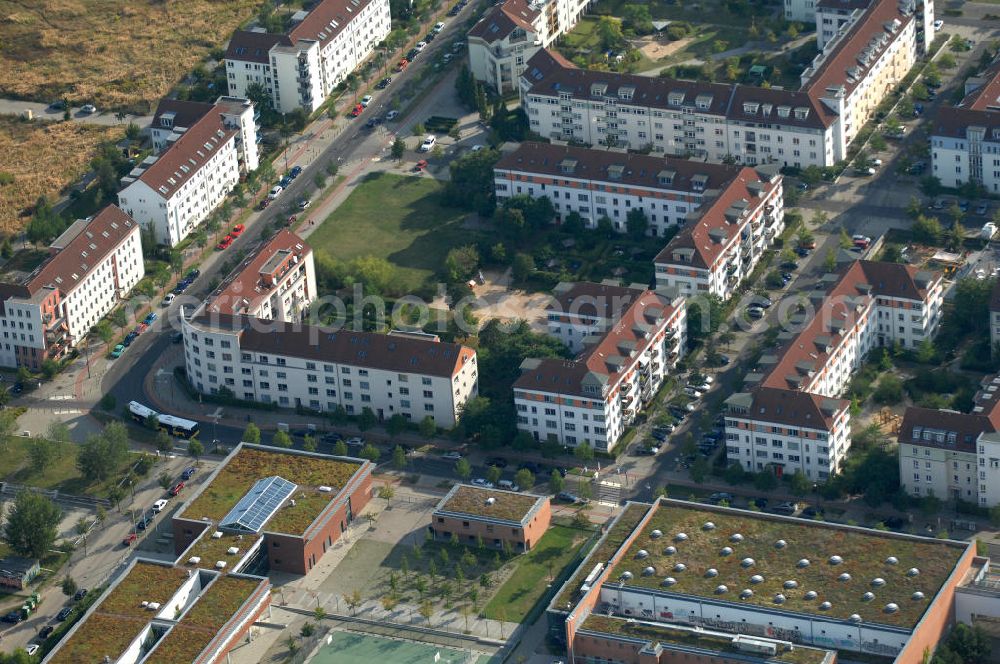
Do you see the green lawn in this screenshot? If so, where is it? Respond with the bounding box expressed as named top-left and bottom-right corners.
top-left (0, 436), bottom-right (137, 497)
top-left (482, 525), bottom-right (589, 622)
top-left (310, 172), bottom-right (476, 293)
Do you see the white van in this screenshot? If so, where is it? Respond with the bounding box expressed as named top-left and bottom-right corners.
top-left (419, 135), bottom-right (437, 152)
top-left (498, 479), bottom-right (520, 492)
top-left (152, 499), bottom-right (169, 513)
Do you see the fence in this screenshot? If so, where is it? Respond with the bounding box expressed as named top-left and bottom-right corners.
top-left (0, 482), bottom-right (110, 509)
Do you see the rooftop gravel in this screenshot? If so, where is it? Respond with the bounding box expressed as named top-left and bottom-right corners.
top-left (439, 485), bottom-right (545, 522)
top-left (186, 530), bottom-right (262, 572)
top-left (49, 563), bottom-right (190, 664)
top-left (581, 615), bottom-right (831, 664)
top-left (609, 502), bottom-right (966, 628)
top-left (180, 447), bottom-right (361, 536)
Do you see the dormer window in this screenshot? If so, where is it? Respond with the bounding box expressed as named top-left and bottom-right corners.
top-left (777, 105), bottom-right (791, 118)
top-left (619, 86), bottom-right (635, 101)
top-left (607, 164), bottom-right (625, 180)
top-left (591, 83), bottom-right (607, 97)
top-left (657, 169), bottom-right (675, 186)
top-left (668, 91), bottom-right (684, 106)
top-left (794, 107), bottom-right (809, 120)
top-left (743, 102), bottom-right (759, 114)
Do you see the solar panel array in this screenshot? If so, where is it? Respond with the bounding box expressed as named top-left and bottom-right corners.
top-left (220, 476), bottom-right (298, 533)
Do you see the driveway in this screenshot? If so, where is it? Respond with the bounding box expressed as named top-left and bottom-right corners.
top-left (0, 98), bottom-right (153, 128)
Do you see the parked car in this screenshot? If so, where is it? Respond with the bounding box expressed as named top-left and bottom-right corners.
top-left (376, 77), bottom-right (392, 89)
top-left (396, 58), bottom-right (409, 71)
top-left (707, 492), bottom-right (733, 504)
top-left (3, 611), bottom-right (21, 623)
top-left (386, 110), bottom-right (399, 121)
top-left (26, 645), bottom-right (39, 656)
top-left (169, 481), bottom-right (185, 497)
top-left (122, 333), bottom-right (136, 347)
top-left (442, 451), bottom-right (462, 460)
top-left (48, 100), bottom-right (66, 110)
top-left (977, 201), bottom-right (989, 215)
top-left (80, 104), bottom-right (97, 114)
top-left (258, 197), bottom-right (271, 210)
top-left (934, 18), bottom-right (943, 29)
top-left (289, 165), bottom-right (302, 178)
top-left (137, 515), bottom-right (153, 530)
top-left (434, 21), bottom-right (446, 31)
top-left (181, 466), bottom-right (197, 480)
top-left (632, 444), bottom-right (659, 456)
top-left (498, 479), bottom-right (520, 491)
top-left (231, 223), bottom-right (245, 236)
top-left (366, 116), bottom-right (383, 129)
top-left (419, 135), bottom-right (437, 152)
top-left (518, 461), bottom-right (540, 474)
top-left (298, 198), bottom-right (311, 209)
top-left (350, 103), bottom-right (363, 117)
top-left (151, 498), bottom-right (169, 513)
top-left (772, 501), bottom-right (798, 515)
top-left (111, 344), bottom-right (125, 359)
top-left (413, 159), bottom-right (429, 172)
top-left (486, 457), bottom-right (508, 468)
top-left (162, 293), bottom-right (176, 306)
top-left (852, 234), bottom-right (872, 249)
top-left (346, 437), bottom-right (364, 448)
top-left (268, 185), bottom-right (283, 199)
top-left (74, 589), bottom-right (88, 601)
top-left (217, 235), bottom-right (234, 250)
top-left (471, 478), bottom-right (495, 489)
top-left (415, 41), bottom-right (428, 52)
top-left (747, 305), bottom-right (765, 320)
top-left (56, 607), bottom-right (73, 621)
top-left (360, 95), bottom-right (374, 107)
top-left (279, 176), bottom-right (291, 188)
top-left (801, 505), bottom-right (824, 519)
top-left (556, 491), bottom-right (586, 504)
top-left (38, 625), bottom-right (54, 639)
top-left (651, 429), bottom-right (669, 442)
top-left (135, 323), bottom-right (147, 334)
top-left (144, 312), bottom-right (157, 324)
top-left (122, 533), bottom-right (137, 547)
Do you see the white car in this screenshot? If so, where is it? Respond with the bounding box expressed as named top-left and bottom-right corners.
top-left (268, 185), bottom-right (283, 199)
top-left (442, 451), bottom-right (462, 460)
top-left (933, 19), bottom-right (943, 30)
top-left (26, 645), bottom-right (39, 656)
top-left (162, 293), bottom-right (176, 306)
top-left (469, 144), bottom-right (484, 152)
top-left (683, 387), bottom-right (702, 398)
top-left (419, 135), bottom-right (437, 152)
top-left (434, 21), bottom-right (446, 32)
top-left (471, 478), bottom-right (495, 489)
top-left (385, 110), bottom-right (399, 121)
top-left (151, 499), bottom-right (169, 513)
top-left (360, 95), bottom-right (373, 107)
top-left (415, 41), bottom-right (428, 52)
top-left (80, 104), bottom-right (97, 114)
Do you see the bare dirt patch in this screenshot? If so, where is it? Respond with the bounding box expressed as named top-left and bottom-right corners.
top-left (637, 36), bottom-right (695, 61)
top-left (467, 269), bottom-right (552, 332)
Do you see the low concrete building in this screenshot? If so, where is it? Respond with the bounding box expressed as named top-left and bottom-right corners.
top-left (0, 558), bottom-right (39, 590)
top-left (430, 484), bottom-right (551, 553)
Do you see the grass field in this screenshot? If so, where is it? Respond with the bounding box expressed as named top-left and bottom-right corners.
top-left (0, 116), bottom-right (123, 233)
top-left (482, 525), bottom-right (589, 622)
top-left (0, 0), bottom-right (264, 111)
top-left (310, 172), bottom-right (476, 293)
top-left (0, 435), bottom-right (134, 496)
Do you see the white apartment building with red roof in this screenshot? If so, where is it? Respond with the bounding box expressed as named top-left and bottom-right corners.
top-left (0, 205), bottom-right (144, 369)
top-left (117, 98), bottom-right (259, 247)
top-left (725, 261), bottom-right (943, 481)
top-left (225, 0), bottom-right (391, 113)
top-left (514, 284), bottom-right (686, 452)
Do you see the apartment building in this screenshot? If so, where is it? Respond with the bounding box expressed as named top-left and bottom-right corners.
top-left (149, 97), bottom-right (261, 172)
top-left (205, 230), bottom-right (316, 323)
top-left (182, 313), bottom-right (478, 427)
top-left (931, 61), bottom-right (1000, 191)
top-left (493, 141), bottom-right (745, 237)
top-left (225, 0), bottom-right (391, 114)
top-left (991, 279), bottom-right (1000, 347)
top-left (546, 281), bottom-right (648, 353)
top-left (514, 286), bottom-right (686, 452)
top-left (521, 0), bottom-right (924, 168)
top-left (791, 0), bottom-right (933, 52)
top-left (118, 98), bottom-right (259, 247)
top-left (468, 0), bottom-right (591, 93)
top-left (0, 205), bottom-right (144, 369)
top-left (430, 485), bottom-right (551, 552)
top-left (653, 166), bottom-right (785, 300)
top-left (725, 261), bottom-right (943, 479)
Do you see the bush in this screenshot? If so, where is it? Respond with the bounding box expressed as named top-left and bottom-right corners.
top-left (873, 375), bottom-right (904, 405)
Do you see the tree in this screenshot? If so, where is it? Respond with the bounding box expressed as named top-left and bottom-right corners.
top-left (625, 208), bottom-right (649, 240)
top-left (344, 590), bottom-right (363, 615)
top-left (28, 438), bottom-right (58, 474)
top-left (486, 465), bottom-right (502, 486)
top-left (788, 470), bottom-right (811, 497)
top-left (419, 416), bottom-right (437, 438)
top-left (691, 457), bottom-right (710, 483)
top-left (455, 458), bottom-right (472, 480)
top-left (596, 16), bottom-right (626, 51)
top-left (242, 423), bottom-right (261, 444)
top-left (753, 471), bottom-right (778, 492)
top-left (512, 253), bottom-right (535, 282)
top-left (77, 428), bottom-right (129, 482)
top-left (381, 594), bottom-right (399, 613)
top-left (158, 471), bottom-right (173, 490)
top-left (378, 484), bottom-right (395, 507)
top-left (188, 438), bottom-right (204, 459)
top-left (360, 444), bottom-right (381, 462)
top-left (386, 414), bottom-right (407, 436)
top-left (61, 576), bottom-right (78, 597)
top-left (549, 468), bottom-right (565, 494)
top-left (95, 320), bottom-right (114, 348)
top-left (419, 599), bottom-right (434, 625)
top-left (4, 491), bottom-right (61, 558)
top-left (445, 245), bottom-right (480, 283)
top-left (392, 445), bottom-right (407, 470)
top-left (300, 622), bottom-right (316, 638)
top-left (873, 374), bottom-right (904, 405)
top-left (358, 407), bottom-right (377, 431)
top-left (574, 443), bottom-right (595, 463)
top-left (302, 435), bottom-right (318, 452)
top-left (334, 439), bottom-right (348, 456)
top-left (156, 430), bottom-right (173, 454)
top-left (515, 468), bottom-right (534, 490)
top-left (272, 430), bottom-right (292, 448)
top-left (445, 149), bottom-right (501, 215)
top-left (823, 250), bottom-right (837, 273)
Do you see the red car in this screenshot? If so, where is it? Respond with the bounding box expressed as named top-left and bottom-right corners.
top-left (396, 58), bottom-right (409, 71)
top-left (217, 235), bottom-right (233, 250)
top-left (135, 323), bottom-right (147, 334)
top-left (231, 224), bottom-right (245, 236)
top-left (286, 215), bottom-right (297, 227)
top-left (122, 533), bottom-right (136, 547)
top-left (414, 159), bottom-right (429, 172)
top-left (350, 104), bottom-right (363, 117)
top-left (169, 481), bottom-right (185, 497)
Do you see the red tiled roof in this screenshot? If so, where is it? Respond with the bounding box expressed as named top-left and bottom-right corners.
top-left (761, 261), bottom-right (938, 392)
top-left (206, 230), bottom-right (312, 316)
top-left (803, 0), bottom-right (914, 100)
top-left (898, 406), bottom-right (992, 453)
top-left (136, 115), bottom-right (236, 200)
top-left (225, 31), bottom-right (291, 63)
top-left (963, 60), bottom-right (1000, 110)
top-left (521, 49), bottom-right (837, 130)
top-left (290, 0), bottom-right (379, 47)
top-left (495, 142), bottom-right (743, 196)
top-left (737, 386), bottom-right (848, 430)
top-left (192, 313), bottom-right (475, 378)
top-left (653, 168), bottom-right (778, 270)
top-left (469, 0), bottom-right (539, 43)
top-left (24, 205), bottom-right (138, 295)
top-left (515, 289), bottom-right (681, 397)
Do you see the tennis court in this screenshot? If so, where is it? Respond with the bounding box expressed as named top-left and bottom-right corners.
top-left (308, 629), bottom-right (497, 664)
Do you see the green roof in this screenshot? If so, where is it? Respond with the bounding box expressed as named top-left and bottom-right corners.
top-left (608, 501), bottom-right (967, 629)
top-left (438, 485), bottom-right (545, 523)
top-left (180, 446), bottom-right (363, 536)
top-left (49, 563), bottom-right (190, 664)
top-left (581, 615), bottom-right (832, 664)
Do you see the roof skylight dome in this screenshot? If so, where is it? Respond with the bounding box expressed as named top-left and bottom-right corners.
top-left (703, 521), bottom-right (716, 531)
top-left (674, 563), bottom-right (687, 572)
top-left (741, 557), bottom-right (755, 568)
top-left (829, 555), bottom-right (844, 565)
top-left (784, 580), bottom-right (799, 589)
top-left (705, 568), bottom-right (719, 578)
top-left (620, 571), bottom-right (633, 581)
top-left (675, 533), bottom-right (689, 542)
top-left (715, 585), bottom-right (728, 594)
top-left (750, 574), bottom-right (764, 584)
top-left (650, 529), bottom-right (663, 539)
top-left (797, 558), bottom-right (810, 568)
top-left (773, 594), bottom-right (786, 604)
top-left (662, 577), bottom-right (677, 587)
top-left (740, 589), bottom-right (753, 599)
top-left (849, 614), bottom-right (862, 623)
top-left (636, 549), bottom-right (649, 559)
top-left (665, 546), bottom-right (677, 555)
top-left (838, 573), bottom-right (852, 582)
top-left (775, 539), bottom-right (787, 549)
top-left (642, 566), bottom-right (656, 576)
top-left (907, 567), bottom-right (920, 577)
top-left (819, 601), bottom-right (832, 610)
top-left (720, 546), bottom-right (734, 556)
top-left (804, 591), bottom-right (818, 600)
top-left (912, 591), bottom-right (925, 601)
top-left (730, 533), bottom-right (744, 543)
top-left (885, 603), bottom-right (899, 614)
top-left (862, 592), bottom-right (875, 602)
top-left (886, 556), bottom-right (899, 565)
top-left (871, 578), bottom-right (886, 587)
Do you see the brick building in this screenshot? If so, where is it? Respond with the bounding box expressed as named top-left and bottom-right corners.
top-left (430, 484), bottom-right (551, 552)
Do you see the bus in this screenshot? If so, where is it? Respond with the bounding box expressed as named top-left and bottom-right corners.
top-left (127, 401), bottom-right (200, 439)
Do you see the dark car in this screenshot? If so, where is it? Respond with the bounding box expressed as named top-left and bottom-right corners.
top-left (772, 501), bottom-right (798, 515)
top-left (171, 331), bottom-right (183, 344)
top-left (780, 260), bottom-right (798, 270)
top-left (668, 406), bottom-right (688, 419)
top-left (289, 165), bottom-right (303, 178)
top-left (651, 429), bottom-right (669, 442)
top-left (632, 444), bottom-right (657, 456)
top-left (365, 117), bottom-right (383, 129)
top-left (186, 268), bottom-right (200, 280)
top-left (181, 466), bottom-right (197, 480)
top-left (3, 611), bottom-right (21, 623)
top-left (884, 516), bottom-right (907, 530)
top-left (750, 497), bottom-right (768, 509)
top-left (11, 383), bottom-right (22, 394)
top-left (375, 77), bottom-right (392, 89)
top-left (486, 457), bottom-right (508, 468)
top-left (556, 491), bottom-right (586, 504)
top-left (49, 100), bottom-right (67, 110)
top-left (136, 515), bottom-right (153, 531)
top-left (74, 588), bottom-right (88, 601)
top-left (407, 48), bottom-right (419, 60)
top-left (518, 462), bottom-right (540, 475)
top-left (122, 333), bottom-right (136, 347)
top-left (38, 625), bottom-right (54, 639)
top-left (56, 607), bottom-right (73, 621)
top-left (802, 506), bottom-right (823, 519)
top-left (795, 246), bottom-right (811, 257)
top-left (707, 492), bottom-right (733, 504)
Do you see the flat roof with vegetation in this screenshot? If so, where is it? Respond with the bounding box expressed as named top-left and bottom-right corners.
top-left (580, 615), bottom-right (832, 664)
top-left (436, 484), bottom-right (546, 524)
top-left (144, 576), bottom-right (263, 664)
top-left (48, 563), bottom-right (191, 664)
top-left (609, 501), bottom-right (967, 629)
top-left (185, 530), bottom-right (263, 572)
top-left (553, 503), bottom-right (652, 610)
top-left (179, 446), bottom-right (363, 536)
